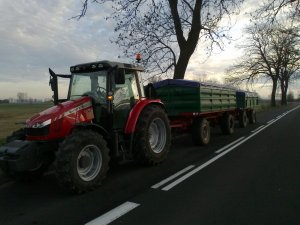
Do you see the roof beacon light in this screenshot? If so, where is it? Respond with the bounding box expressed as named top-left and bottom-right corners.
top-left (136, 53), bottom-right (141, 63)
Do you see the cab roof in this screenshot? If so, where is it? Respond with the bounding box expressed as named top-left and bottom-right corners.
top-left (70, 60), bottom-right (144, 73)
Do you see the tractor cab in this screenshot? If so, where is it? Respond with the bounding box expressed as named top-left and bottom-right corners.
top-left (49, 61), bottom-right (145, 130)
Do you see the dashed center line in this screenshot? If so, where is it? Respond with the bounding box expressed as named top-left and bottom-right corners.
top-left (151, 165), bottom-right (195, 189)
top-left (215, 136), bottom-right (245, 154)
top-left (251, 125), bottom-right (265, 133)
top-left (85, 202), bottom-right (140, 225)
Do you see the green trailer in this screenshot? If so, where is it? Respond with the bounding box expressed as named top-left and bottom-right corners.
top-left (152, 79), bottom-right (258, 145)
top-left (153, 79), bottom-right (237, 116)
top-left (236, 91), bottom-right (259, 109)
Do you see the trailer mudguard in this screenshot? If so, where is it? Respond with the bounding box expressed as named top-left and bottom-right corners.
top-left (124, 98), bottom-right (164, 134)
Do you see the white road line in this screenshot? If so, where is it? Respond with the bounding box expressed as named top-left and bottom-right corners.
top-left (85, 202), bottom-right (140, 225)
top-left (215, 137), bottom-right (245, 154)
top-left (276, 115), bottom-right (282, 119)
top-left (151, 165), bottom-right (195, 189)
top-left (267, 119), bottom-right (275, 124)
top-left (161, 105), bottom-right (300, 191)
top-left (251, 125), bottom-right (265, 133)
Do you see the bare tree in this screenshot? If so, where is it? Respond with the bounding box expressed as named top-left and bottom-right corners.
top-left (254, 0), bottom-right (299, 22)
top-left (226, 22), bottom-right (300, 106)
top-left (279, 30), bottom-right (300, 105)
top-left (76, 0), bottom-right (244, 79)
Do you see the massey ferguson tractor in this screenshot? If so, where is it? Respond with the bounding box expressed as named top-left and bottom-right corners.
top-left (0, 59), bottom-right (258, 194)
top-left (0, 61), bottom-right (171, 193)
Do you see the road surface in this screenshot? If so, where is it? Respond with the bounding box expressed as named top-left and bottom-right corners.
top-left (0, 104), bottom-right (299, 225)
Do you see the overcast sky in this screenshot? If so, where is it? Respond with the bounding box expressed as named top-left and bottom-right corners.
top-left (0, 0), bottom-right (298, 100)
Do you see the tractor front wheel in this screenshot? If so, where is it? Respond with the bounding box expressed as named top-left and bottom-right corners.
top-left (133, 105), bottom-right (171, 165)
top-left (54, 129), bottom-right (110, 193)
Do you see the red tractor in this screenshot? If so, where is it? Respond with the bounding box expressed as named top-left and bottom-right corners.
top-left (0, 61), bottom-right (171, 193)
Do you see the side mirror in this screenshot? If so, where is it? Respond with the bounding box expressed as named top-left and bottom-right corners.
top-left (49, 68), bottom-right (57, 92)
top-left (115, 68), bottom-right (125, 84)
top-left (49, 77), bottom-right (56, 91)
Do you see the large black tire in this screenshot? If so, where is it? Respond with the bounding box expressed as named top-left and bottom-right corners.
top-left (54, 129), bottom-right (110, 193)
top-left (192, 118), bottom-right (210, 146)
top-left (133, 105), bottom-right (171, 165)
top-left (220, 113), bottom-right (235, 135)
top-left (239, 110), bottom-right (248, 128)
top-left (248, 110), bottom-right (257, 124)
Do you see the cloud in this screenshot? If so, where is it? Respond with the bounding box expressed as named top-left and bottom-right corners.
top-left (0, 0), bottom-right (120, 98)
top-left (0, 0), bottom-right (298, 100)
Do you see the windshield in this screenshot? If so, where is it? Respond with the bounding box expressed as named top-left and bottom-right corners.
top-left (69, 71), bottom-right (107, 103)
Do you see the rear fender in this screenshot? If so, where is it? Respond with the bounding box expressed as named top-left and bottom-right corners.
top-left (124, 99), bottom-right (165, 134)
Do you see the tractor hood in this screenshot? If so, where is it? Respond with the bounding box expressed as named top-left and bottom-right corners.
top-left (26, 96), bottom-right (94, 140)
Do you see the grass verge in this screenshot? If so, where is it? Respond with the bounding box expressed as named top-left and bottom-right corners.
top-left (0, 103), bottom-right (52, 141)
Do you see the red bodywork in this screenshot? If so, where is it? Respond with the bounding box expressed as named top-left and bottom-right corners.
top-left (124, 98), bottom-right (164, 134)
top-left (26, 97), bottom-right (94, 141)
top-left (26, 97), bottom-right (164, 141)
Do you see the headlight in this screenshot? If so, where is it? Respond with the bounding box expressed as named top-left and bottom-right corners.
top-left (31, 119), bottom-right (51, 128)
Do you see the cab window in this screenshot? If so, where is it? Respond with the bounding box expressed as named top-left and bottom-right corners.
top-left (113, 71), bottom-right (139, 106)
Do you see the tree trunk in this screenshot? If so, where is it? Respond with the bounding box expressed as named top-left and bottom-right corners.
top-left (168, 0), bottom-right (201, 80)
top-left (281, 91), bottom-right (287, 105)
top-left (270, 78), bottom-right (277, 107)
top-left (280, 79), bottom-right (288, 105)
top-left (173, 51), bottom-right (192, 79)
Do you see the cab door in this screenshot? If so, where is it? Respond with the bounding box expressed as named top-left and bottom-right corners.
top-left (113, 70), bottom-right (140, 130)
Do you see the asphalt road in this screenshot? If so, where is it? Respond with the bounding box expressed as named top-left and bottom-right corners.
top-left (0, 104), bottom-right (299, 225)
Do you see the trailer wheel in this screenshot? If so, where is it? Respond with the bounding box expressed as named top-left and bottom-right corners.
top-left (54, 129), bottom-right (110, 193)
top-left (221, 113), bottom-right (235, 135)
top-left (239, 110), bottom-right (248, 128)
top-left (133, 105), bottom-right (171, 165)
top-left (248, 110), bottom-right (257, 124)
top-left (192, 118), bottom-right (210, 145)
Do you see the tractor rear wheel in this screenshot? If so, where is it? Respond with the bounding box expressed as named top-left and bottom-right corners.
top-left (192, 118), bottom-right (210, 145)
top-left (54, 129), bottom-right (110, 193)
top-left (133, 105), bottom-right (171, 165)
top-left (220, 113), bottom-right (235, 135)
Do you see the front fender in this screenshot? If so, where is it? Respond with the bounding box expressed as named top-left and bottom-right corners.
top-left (74, 123), bottom-right (109, 138)
top-left (124, 98), bottom-right (165, 134)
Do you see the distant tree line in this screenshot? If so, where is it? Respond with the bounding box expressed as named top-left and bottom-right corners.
top-left (0, 99), bottom-right (9, 104)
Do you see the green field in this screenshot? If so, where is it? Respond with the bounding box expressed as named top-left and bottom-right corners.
top-left (0, 103), bottom-right (53, 144)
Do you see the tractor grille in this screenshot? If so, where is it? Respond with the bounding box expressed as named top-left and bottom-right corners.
top-left (25, 125), bottom-right (50, 136)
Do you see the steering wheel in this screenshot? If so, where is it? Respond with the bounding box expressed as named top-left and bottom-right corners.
top-left (96, 86), bottom-right (107, 100)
